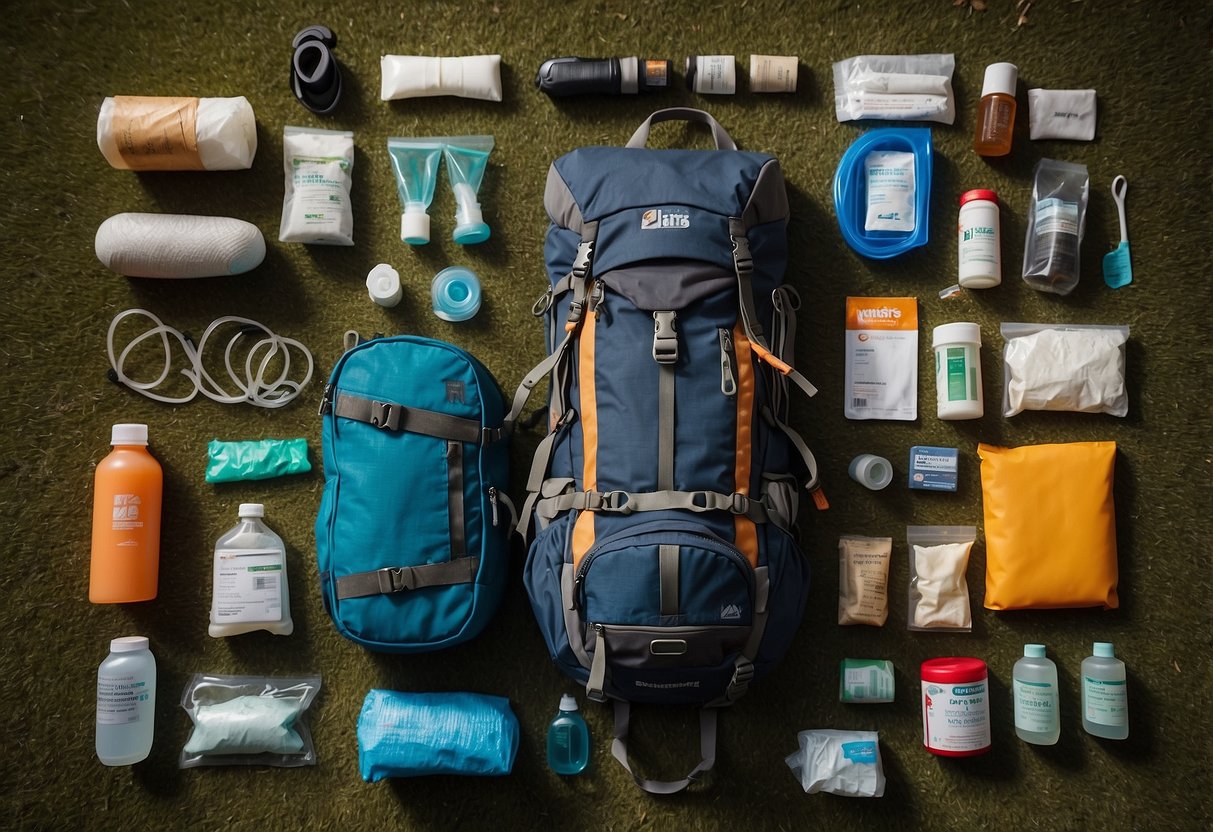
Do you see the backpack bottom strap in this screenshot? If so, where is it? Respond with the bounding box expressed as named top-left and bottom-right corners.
top-left (336, 557), bottom-right (480, 600)
top-left (611, 701), bottom-right (717, 795)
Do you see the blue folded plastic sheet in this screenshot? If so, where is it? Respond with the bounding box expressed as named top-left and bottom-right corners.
top-left (357, 690), bottom-right (519, 781)
top-left (205, 438), bottom-right (311, 483)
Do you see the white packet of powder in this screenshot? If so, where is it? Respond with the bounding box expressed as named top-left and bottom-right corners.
top-left (833, 54), bottom-right (955, 124)
top-left (786, 729), bottom-right (885, 797)
top-left (907, 525), bottom-right (975, 632)
top-left (1001, 323), bottom-right (1129, 417)
top-left (844, 297), bottom-right (918, 421)
top-left (838, 535), bottom-right (893, 626)
top-left (279, 126), bottom-right (355, 246)
top-left (1028, 89), bottom-right (1097, 141)
top-left (864, 151), bottom-right (916, 232)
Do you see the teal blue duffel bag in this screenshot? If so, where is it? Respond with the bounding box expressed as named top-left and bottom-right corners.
top-left (315, 335), bottom-right (513, 652)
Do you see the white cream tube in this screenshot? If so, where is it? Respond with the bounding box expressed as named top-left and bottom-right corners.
top-left (380, 55), bottom-right (503, 102)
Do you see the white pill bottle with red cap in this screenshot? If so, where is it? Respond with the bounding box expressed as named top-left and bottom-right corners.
top-left (958, 189), bottom-right (1001, 289)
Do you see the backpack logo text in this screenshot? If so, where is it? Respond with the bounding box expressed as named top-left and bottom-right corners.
top-left (641, 208), bottom-right (691, 230)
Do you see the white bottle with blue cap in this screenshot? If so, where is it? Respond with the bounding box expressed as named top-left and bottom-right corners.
top-left (1013, 644), bottom-right (1059, 745)
top-left (1082, 642), bottom-right (1128, 739)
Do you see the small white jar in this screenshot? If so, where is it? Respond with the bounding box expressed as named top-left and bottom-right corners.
top-left (933, 322), bottom-right (983, 420)
top-left (957, 189), bottom-right (1001, 288)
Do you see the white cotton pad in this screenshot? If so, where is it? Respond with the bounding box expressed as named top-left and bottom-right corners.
top-left (95, 212), bottom-right (266, 278)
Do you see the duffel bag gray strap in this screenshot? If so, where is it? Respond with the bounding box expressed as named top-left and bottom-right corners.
top-left (626, 108), bottom-right (737, 151)
top-left (611, 701), bottom-right (717, 795)
top-left (335, 557), bottom-right (479, 600)
top-left (333, 392), bottom-right (501, 444)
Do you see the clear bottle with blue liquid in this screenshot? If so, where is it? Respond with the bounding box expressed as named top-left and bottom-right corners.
top-left (547, 694), bottom-right (589, 775)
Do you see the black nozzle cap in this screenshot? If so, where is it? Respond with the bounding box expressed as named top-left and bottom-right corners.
top-left (291, 25), bottom-right (342, 114)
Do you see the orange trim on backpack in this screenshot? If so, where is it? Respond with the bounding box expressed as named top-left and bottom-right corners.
top-left (571, 310), bottom-right (598, 571)
top-left (732, 324), bottom-right (759, 568)
top-left (750, 341), bottom-right (793, 375)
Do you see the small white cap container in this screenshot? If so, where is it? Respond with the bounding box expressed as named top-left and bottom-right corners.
top-left (848, 454), bottom-right (893, 490)
top-left (401, 202), bottom-right (431, 245)
top-left (981, 62), bottom-right (1018, 97)
top-left (238, 503), bottom-right (264, 518)
top-left (932, 322), bottom-right (983, 420)
top-left (366, 263), bottom-right (403, 308)
top-left (111, 424), bottom-right (149, 445)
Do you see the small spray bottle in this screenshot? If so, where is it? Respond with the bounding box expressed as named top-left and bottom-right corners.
top-left (546, 694), bottom-right (589, 775)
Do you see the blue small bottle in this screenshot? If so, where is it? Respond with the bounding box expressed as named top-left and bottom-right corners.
top-left (547, 694), bottom-right (589, 775)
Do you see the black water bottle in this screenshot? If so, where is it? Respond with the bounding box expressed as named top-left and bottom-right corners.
top-left (535, 56), bottom-right (672, 97)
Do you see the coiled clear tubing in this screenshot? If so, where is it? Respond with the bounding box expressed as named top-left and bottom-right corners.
top-left (107, 309), bottom-right (313, 409)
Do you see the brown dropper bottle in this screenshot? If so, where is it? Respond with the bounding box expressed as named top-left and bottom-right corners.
top-left (973, 63), bottom-right (1018, 156)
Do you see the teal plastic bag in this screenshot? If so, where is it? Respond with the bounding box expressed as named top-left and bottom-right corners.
top-left (357, 690), bottom-right (518, 781)
top-left (206, 439), bottom-right (312, 483)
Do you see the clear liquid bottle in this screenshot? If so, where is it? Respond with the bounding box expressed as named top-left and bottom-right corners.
top-left (546, 694), bottom-right (589, 775)
top-left (1013, 644), bottom-right (1060, 745)
top-left (96, 636), bottom-right (156, 765)
top-left (973, 62), bottom-right (1018, 157)
top-left (89, 424), bottom-right (162, 603)
top-left (209, 503), bottom-right (293, 637)
top-left (1082, 642), bottom-right (1129, 739)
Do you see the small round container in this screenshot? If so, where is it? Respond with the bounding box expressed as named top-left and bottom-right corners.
top-left (921, 657), bottom-right (991, 757)
top-left (431, 267), bottom-right (482, 322)
top-left (848, 454), bottom-right (893, 490)
top-left (932, 322), bottom-right (983, 420)
top-left (366, 263), bottom-right (403, 308)
top-left (958, 189), bottom-right (1001, 288)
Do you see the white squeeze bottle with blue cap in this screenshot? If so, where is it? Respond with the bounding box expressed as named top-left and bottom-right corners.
top-left (96, 636), bottom-right (156, 765)
top-left (1013, 644), bottom-right (1059, 745)
top-left (1082, 642), bottom-right (1129, 739)
top-left (547, 694), bottom-right (590, 775)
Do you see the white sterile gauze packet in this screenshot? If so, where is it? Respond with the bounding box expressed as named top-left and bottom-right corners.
top-left (786, 730), bottom-right (885, 797)
top-left (907, 525), bottom-right (975, 632)
top-left (833, 54), bottom-right (955, 124)
top-left (845, 297), bottom-right (918, 421)
top-left (279, 126), bottom-right (355, 246)
top-left (1028, 89), bottom-right (1097, 141)
top-left (1001, 323), bottom-right (1129, 417)
top-left (179, 674), bottom-right (321, 768)
top-left (864, 151), bottom-right (916, 232)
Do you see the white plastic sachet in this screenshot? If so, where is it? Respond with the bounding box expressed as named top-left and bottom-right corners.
top-left (833, 54), bottom-right (956, 124)
top-left (1028, 89), bottom-right (1097, 141)
top-left (1001, 323), bottom-right (1129, 417)
top-left (864, 151), bottom-right (916, 232)
top-left (844, 297), bottom-right (919, 421)
top-left (786, 729), bottom-right (886, 797)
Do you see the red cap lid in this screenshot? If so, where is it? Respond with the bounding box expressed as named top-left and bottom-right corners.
top-left (921, 656), bottom-right (987, 683)
top-left (960, 189), bottom-right (998, 207)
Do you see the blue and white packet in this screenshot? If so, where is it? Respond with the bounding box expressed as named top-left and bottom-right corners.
top-left (785, 729), bottom-right (885, 797)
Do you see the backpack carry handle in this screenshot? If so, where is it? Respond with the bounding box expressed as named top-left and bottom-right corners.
top-left (626, 108), bottom-right (738, 151)
top-left (611, 701), bottom-right (718, 795)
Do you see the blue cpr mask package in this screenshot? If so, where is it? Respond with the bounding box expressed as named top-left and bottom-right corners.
top-left (356, 690), bottom-right (519, 781)
top-left (206, 438), bottom-right (311, 483)
top-left (833, 127), bottom-right (932, 259)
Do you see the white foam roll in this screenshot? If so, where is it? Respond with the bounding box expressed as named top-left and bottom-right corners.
top-left (96, 213), bottom-right (266, 278)
top-left (97, 96), bottom-right (258, 171)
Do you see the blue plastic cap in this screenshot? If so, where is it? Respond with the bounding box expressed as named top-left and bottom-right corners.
top-left (432, 267), bottom-right (483, 322)
top-left (1024, 644), bottom-right (1046, 658)
top-left (453, 222), bottom-right (491, 245)
top-left (1093, 642), bottom-right (1115, 658)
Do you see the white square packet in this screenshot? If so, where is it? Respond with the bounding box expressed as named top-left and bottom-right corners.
top-left (1028, 89), bottom-right (1097, 141)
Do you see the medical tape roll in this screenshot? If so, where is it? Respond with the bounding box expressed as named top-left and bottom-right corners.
top-left (96, 213), bottom-right (266, 278)
top-left (97, 96), bottom-right (257, 171)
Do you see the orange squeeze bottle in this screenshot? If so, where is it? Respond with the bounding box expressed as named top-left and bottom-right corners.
top-left (89, 424), bottom-right (163, 603)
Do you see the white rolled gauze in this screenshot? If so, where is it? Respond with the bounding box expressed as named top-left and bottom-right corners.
top-left (95, 213), bottom-right (265, 278)
top-left (97, 96), bottom-right (258, 171)
top-left (380, 55), bottom-right (503, 102)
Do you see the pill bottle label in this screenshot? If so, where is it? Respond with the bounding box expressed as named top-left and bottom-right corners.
top-left (1083, 677), bottom-right (1128, 726)
top-left (1014, 679), bottom-right (1058, 733)
top-left (921, 678), bottom-right (991, 754)
top-left (97, 672), bottom-right (149, 725)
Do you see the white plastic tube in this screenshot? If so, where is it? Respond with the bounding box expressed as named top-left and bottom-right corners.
top-left (380, 55), bottom-right (503, 102)
top-left (97, 96), bottom-right (257, 171)
top-left (96, 213), bottom-right (265, 278)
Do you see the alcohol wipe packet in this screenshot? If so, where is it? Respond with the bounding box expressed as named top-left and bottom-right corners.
top-left (844, 297), bottom-right (918, 420)
top-left (786, 729), bottom-right (886, 797)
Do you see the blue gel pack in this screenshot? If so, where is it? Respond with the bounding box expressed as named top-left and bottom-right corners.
top-left (357, 690), bottom-right (519, 781)
top-left (908, 445), bottom-right (959, 491)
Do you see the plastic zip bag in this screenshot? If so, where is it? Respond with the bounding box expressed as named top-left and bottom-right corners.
top-left (1001, 323), bottom-right (1129, 417)
top-left (1022, 158), bottom-right (1089, 295)
top-left (179, 674), bottom-right (321, 768)
top-left (206, 438), bottom-right (312, 483)
top-left (832, 54), bottom-right (955, 124)
top-left (907, 526), bottom-right (975, 632)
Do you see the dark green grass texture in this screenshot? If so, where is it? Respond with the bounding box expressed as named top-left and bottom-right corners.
top-left (2, 1), bottom-right (1211, 829)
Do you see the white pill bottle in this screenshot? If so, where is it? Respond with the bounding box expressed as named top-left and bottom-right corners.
top-left (958, 189), bottom-right (1001, 288)
top-left (933, 322), bottom-right (984, 420)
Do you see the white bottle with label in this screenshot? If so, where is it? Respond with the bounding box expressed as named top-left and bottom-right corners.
top-left (1013, 644), bottom-right (1060, 745)
top-left (1082, 642), bottom-right (1128, 739)
top-left (96, 636), bottom-right (156, 765)
top-left (209, 503), bottom-right (293, 637)
top-left (958, 189), bottom-right (1001, 288)
top-left (932, 322), bottom-right (984, 420)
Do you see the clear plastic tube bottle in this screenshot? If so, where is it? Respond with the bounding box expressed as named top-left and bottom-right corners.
top-left (1082, 642), bottom-right (1129, 740)
top-left (973, 63), bottom-right (1017, 157)
top-left (1013, 644), bottom-right (1060, 745)
top-left (96, 636), bottom-right (156, 765)
top-left (546, 694), bottom-right (589, 774)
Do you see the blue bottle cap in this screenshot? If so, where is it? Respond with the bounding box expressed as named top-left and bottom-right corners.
top-left (431, 267), bottom-right (482, 322)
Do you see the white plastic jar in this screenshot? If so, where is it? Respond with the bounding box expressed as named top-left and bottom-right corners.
top-left (932, 322), bottom-right (983, 420)
top-left (957, 189), bottom-right (1001, 288)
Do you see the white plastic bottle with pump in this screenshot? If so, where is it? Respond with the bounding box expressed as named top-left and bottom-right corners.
top-left (209, 503), bottom-right (293, 637)
top-left (1013, 644), bottom-right (1060, 745)
top-left (1082, 642), bottom-right (1128, 739)
top-left (96, 636), bottom-right (156, 765)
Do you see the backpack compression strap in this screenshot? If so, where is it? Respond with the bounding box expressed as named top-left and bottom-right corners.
top-left (612, 702), bottom-right (718, 795)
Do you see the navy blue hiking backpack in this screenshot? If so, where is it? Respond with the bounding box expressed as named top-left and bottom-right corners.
top-left (508, 109), bottom-right (823, 793)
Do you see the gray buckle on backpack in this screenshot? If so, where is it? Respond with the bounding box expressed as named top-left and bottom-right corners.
top-left (730, 493), bottom-right (751, 514)
top-left (652, 311), bottom-right (678, 364)
top-left (726, 659), bottom-right (755, 702)
top-left (377, 567), bottom-right (415, 594)
top-left (369, 400), bottom-right (401, 430)
top-left (601, 491), bottom-right (633, 515)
